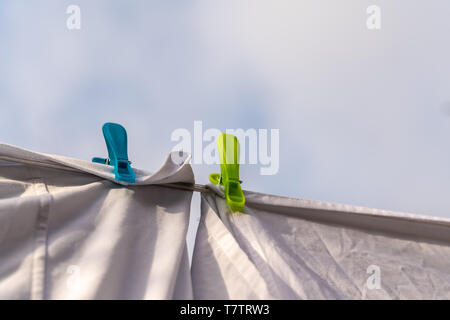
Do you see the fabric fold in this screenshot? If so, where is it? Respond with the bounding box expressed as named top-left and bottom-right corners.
top-left (0, 143), bottom-right (194, 299)
top-left (0, 143), bottom-right (194, 186)
top-left (192, 187), bottom-right (450, 299)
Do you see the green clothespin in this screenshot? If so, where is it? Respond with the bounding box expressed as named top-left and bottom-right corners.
top-left (209, 133), bottom-right (245, 212)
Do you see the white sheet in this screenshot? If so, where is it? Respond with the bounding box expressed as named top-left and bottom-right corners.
top-left (3, 142), bottom-right (450, 300)
top-left (0, 143), bottom-right (194, 299)
top-left (192, 186), bottom-right (450, 299)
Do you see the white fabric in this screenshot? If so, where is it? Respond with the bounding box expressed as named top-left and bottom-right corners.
top-left (3, 142), bottom-right (450, 300)
top-left (0, 143), bottom-right (194, 299)
top-left (192, 186), bottom-right (450, 299)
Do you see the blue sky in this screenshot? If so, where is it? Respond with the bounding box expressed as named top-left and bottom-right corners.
top-left (1, 0), bottom-right (450, 220)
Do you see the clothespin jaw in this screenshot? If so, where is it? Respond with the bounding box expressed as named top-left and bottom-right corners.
top-left (92, 122), bottom-right (135, 184)
top-left (209, 133), bottom-right (245, 212)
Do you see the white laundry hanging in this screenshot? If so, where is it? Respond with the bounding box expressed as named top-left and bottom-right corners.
top-left (191, 186), bottom-right (450, 299)
top-left (2, 142), bottom-right (450, 300)
top-left (0, 143), bottom-right (194, 299)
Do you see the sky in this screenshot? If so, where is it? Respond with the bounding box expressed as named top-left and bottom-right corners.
top-left (1, 0), bottom-right (450, 240)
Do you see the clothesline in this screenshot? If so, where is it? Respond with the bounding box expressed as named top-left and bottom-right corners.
top-left (164, 183), bottom-right (210, 193)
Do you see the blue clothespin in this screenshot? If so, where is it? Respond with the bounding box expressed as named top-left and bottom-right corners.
top-left (92, 122), bottom-right (135, 183)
